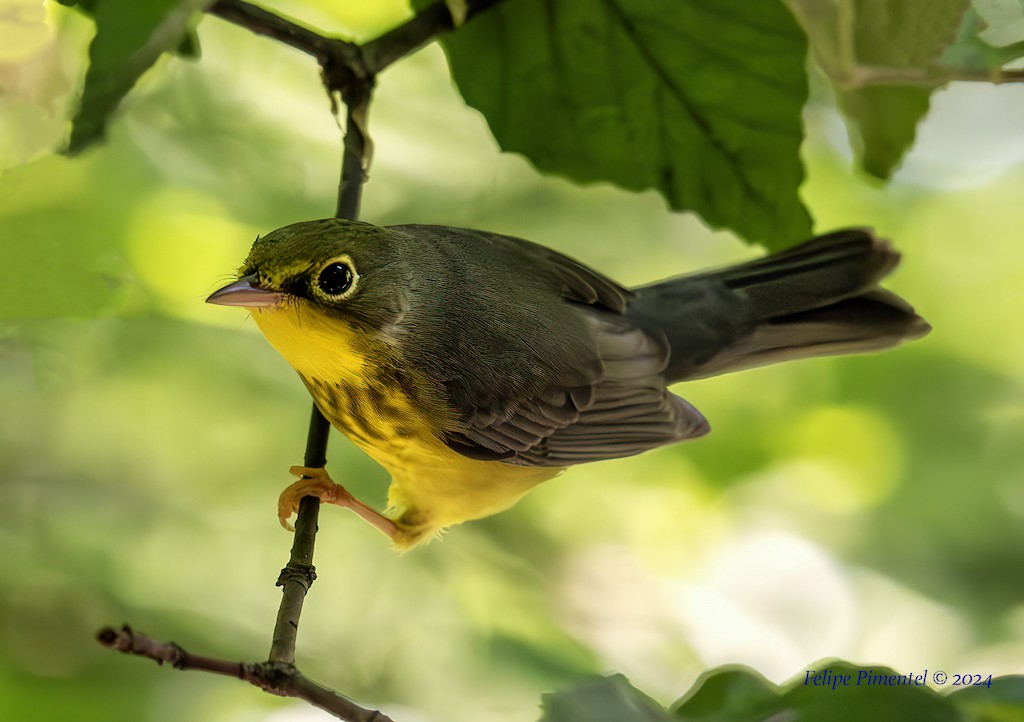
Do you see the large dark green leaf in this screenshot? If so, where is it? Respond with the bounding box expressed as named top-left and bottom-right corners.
top-left (788, 0), bottom-right (968, 179)
top-left (66, 0), bottom-right (212, 155)
top-left (426, 0), bottom-right (812, 247)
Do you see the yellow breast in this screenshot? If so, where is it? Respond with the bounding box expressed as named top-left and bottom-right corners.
top-left (250, 300), bottom-right (561, 547)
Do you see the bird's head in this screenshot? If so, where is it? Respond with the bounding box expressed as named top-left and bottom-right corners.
top-left (205, 218), bottom-right (425, 384)
top-left (207, 218), bottom-right (412, 335)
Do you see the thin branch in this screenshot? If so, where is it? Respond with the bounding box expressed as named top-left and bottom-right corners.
top-left (268, 407), bottom-right (330, 665)
top-left (207, 0), bottom-right (359, 66)
top-left (841, 63), bottom-right (1024, 87)
top-left (97, 626), bottom-right (393, 722)
top-left (361, 0), bottom-right (507, 75)
top-left (336, 92), bottom-right (373, 218)
top-left (209, 0), bottom-right (511, 97)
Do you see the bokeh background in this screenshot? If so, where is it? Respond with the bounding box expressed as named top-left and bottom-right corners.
top-left (2, 1), bottom-right (1024, 720)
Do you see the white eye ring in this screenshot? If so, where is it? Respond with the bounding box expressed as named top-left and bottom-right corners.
top-left (314, 254), bottom-right (359, 301)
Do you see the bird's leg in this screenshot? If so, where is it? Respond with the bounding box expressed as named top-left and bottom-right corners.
top-left (279, 465), bottom-right (397, 539)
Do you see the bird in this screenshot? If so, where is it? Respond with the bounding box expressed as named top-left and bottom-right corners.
top-left (206, 219), bottom-right (930, 549)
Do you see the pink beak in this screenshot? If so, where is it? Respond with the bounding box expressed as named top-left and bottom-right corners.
top-left (206, 275), bottom-right (284, 308)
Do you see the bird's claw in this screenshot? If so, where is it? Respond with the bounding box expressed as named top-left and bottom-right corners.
top-left (277, 465), bottom-right (352, 532)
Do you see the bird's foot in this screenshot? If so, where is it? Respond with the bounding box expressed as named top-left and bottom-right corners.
top-left (279, 466), bottom-right (397, 539)
top-left (278, 466), bottom-right (349, 531)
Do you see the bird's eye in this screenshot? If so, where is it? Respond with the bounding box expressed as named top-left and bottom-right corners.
top-left (316, 261), bottom-right (355, 299)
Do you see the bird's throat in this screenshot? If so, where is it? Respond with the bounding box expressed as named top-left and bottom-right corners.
top-left (250, 300), bottom-right (370, 385)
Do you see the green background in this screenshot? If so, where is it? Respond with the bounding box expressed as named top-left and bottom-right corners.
top-left (2, 1), bottom-right (1023, 720)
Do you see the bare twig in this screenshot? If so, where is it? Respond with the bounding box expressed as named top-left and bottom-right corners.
top-left (361, 0), bottom-right (506, 74)
top-left (268, 407), bottom-right (331, 666)
top-left (336, 92), bottom-right (372, 218)
top-left (210, 0), bottom-right (510, 97)
top-left (207, 0), bottom-right (360, 65)
top-left (97, 626), bottom-right (392, 722)
top-left (839, 63), bottom-right (1024, 87)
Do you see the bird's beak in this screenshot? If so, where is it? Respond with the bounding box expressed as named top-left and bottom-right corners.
top-left (206, 274), bottom-right (284, 308)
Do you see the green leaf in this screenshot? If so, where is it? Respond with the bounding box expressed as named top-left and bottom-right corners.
top-left (835, 85), bottom-right (933, 180)
top-left (949, 675), bottom-right (1024, 722)
top-left (66, 0), bottom-right (214, 155)
top-left (939, 8), bottom-right (1024, 73)
top-left (670, 667), bottom-right (781, 721)
top-left (59, 0), bottom-right (202, 58)
top-left (426, 0), bottom-right (812, 247)
top-left (837, 0), bottom-right (969, 180)
top-left (973, 0), bottom-right (1024, 47)
top-left (846, 0), bottom-right (969, 67)
top-left (539, 675), bottom-right (670, 722)
top-left (788, 0), bottom-right (969, 179)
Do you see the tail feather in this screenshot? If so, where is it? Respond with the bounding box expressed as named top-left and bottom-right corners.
top-left (627, 229), bottom-right (930, 382)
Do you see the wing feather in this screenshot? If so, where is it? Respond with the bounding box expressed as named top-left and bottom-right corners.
top-left (446, 314), bottom-right (709, 467)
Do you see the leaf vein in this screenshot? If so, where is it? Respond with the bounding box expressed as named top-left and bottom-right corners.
top-left (599, 0), bottom-right (766, 207)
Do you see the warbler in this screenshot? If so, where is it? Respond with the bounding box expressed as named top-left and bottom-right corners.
top-left (207, 220), bottom-right (929, 549)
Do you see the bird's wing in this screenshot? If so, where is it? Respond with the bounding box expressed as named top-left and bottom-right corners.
top-left (444, 313), bottom-right (709, 467)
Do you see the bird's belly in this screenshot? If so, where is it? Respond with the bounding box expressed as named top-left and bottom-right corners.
top-left (249, 306), bottom-right (560, 543)
top-left (381, 441), bottom-right (561, 530)
top-left (305, 374), bottom-right (561, 539)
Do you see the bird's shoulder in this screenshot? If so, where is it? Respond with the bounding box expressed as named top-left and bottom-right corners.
top-left (387, 224), bottom-right (634, 313)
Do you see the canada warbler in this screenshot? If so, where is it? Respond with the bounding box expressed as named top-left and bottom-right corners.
top-left (207, 220), bottom-right (929, 549)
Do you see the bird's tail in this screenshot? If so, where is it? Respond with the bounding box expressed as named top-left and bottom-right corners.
top-left (627, 229), bottom-right (931, 382)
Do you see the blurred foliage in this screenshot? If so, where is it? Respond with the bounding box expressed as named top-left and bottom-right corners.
top-left (56, 0), bottom-right (1024, 246)
top-left (788, 0), bottom-right (970, 180)
top-left (543, 663), bottom-right (1000, 722)
top-left (1, 1), bottom-right (1024, 721)
top-left (540, 674), bottom-right (665, 722)
top-left (542, 662), bottom-right (1024, 722)
top-left (789, 0), bottom-right (1024, 182)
